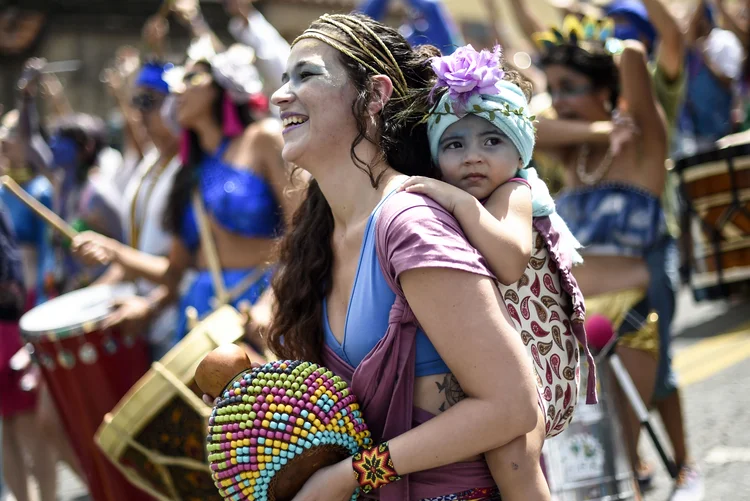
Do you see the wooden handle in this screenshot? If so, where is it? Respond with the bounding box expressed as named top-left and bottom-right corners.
top-left (1, 175), bottom-right (78, 240)
top-left (195, 344), bottom-right (253, 400)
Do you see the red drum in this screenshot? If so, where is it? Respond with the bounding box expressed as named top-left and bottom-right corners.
top-left (19, 283), bottom-right (152, 501)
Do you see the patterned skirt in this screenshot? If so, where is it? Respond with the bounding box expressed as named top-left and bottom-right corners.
top-left (421, 487), bottom-right (501, 500)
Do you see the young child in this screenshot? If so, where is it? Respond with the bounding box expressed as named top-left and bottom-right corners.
top-left (400, 44), bottom-right (596, 501)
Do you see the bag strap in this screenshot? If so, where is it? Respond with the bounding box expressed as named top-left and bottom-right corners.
top-left (192, 191), bottom-right (272, 308)
top-left (192, 191), bottom-right (230, 305)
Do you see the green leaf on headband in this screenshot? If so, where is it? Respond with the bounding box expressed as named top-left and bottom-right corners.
top-left (473, 105), bottom-right (483, 112)
top-left (503, 111), bottom-right (510, 116)
top-left (435, 115), bottom-right (441, 123)
top-left (444, 102), bottom-right (451, 113)
top-left (488, 111), bottom-right (496, 121)
top-left (518, 107), bottom-right (524, 114)
top-left (529, 115), bottom-right (536, 121)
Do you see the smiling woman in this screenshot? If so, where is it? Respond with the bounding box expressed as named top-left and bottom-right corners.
top-left (265, 13), bottom-right (539, 501)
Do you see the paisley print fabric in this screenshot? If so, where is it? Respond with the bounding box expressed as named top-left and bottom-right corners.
top-left (499, 229), bottom-right (582, 438)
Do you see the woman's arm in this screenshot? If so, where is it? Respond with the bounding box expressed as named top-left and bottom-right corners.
top-left (508, 0), bottom-right (545, 47)
top-left (391, 267), bottom-right (539, 472)
top-left (619, 41), bottom-right (668, 153)
top-left (642, 0), bottom-right (685, 81)
top-left (535, 117), bottom-right (615, 148)
top-left (71, 231), bottom-right (190, 290)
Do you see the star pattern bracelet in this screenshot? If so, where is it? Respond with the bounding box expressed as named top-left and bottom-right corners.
top-left (352, 441), bottom-right (402, 493)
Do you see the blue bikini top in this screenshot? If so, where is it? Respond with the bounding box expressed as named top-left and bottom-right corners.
top-left (555, 182), bottom-right (668, 258)
top-left (180, 138), bottom-right (283, 251)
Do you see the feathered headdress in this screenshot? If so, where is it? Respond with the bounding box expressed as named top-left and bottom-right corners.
top-left (533, 15), bottom-right (624, 56)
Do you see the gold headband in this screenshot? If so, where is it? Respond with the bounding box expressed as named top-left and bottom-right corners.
top-left (292, 14), bottom-right (409, 98)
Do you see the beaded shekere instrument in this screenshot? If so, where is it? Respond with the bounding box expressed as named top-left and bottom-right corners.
top-left (195, 345), bottom-right (371, 501)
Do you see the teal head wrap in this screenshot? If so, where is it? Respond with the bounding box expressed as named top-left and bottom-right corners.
top-left (427, 80), bottom-right (536, 167)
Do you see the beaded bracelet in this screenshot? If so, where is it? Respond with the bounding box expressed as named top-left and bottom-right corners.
top-left (352, 441), bottom-right (402, 493)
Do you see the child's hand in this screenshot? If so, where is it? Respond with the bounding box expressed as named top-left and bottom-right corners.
top-left (399, 176), bottom-right (474, 215)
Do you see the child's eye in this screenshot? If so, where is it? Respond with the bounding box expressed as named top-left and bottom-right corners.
top-left (485, 137), bottom-right (503, 146)
top-left (299, 71), bottom-right (315, 80)
top-left (444, 141), bottom-right (462, 150)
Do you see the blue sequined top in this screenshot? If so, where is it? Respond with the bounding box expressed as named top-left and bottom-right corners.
top-left (555, 183), bottom-right (668, 258)
top-left (0, 176), bottom-right (56, 303)
top-left (179, 138), bottom-right (283, 251)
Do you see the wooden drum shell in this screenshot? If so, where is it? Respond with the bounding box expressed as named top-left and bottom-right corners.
top-left (675, 144), bottom-right (750, 298)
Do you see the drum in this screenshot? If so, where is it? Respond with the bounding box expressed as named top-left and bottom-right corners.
top-left (96, 305), bottom-right (258, 501)
top-left (19, 283), bottom-right (151, 501)
top-left (542, 290), bottom-right (642, 501)
top-left (675, 143), bottom-right (750, 300)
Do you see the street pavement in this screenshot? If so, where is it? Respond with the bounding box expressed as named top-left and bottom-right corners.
top-left (4, 287), bottom-right (749, 501)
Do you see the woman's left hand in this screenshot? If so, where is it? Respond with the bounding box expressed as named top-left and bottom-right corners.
top-left (399, 176), bottom-right (473, 215)
top-left (291, 458), bottom-right (358, 501)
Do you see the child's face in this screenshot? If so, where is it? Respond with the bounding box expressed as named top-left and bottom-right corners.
top-left (437, 114), bottom-right (521, 200)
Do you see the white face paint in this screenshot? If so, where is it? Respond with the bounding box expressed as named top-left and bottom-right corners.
top-left (271, 40), bottom-right (360, 169)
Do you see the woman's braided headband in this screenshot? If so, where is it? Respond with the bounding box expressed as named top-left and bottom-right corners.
top-left (292, 14), bottom-right (409, 98)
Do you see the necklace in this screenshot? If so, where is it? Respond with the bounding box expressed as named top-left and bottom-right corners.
top-left (129, 152), bottom-right (175, 247)
top-left (576, 144), bottom-right (613, 186)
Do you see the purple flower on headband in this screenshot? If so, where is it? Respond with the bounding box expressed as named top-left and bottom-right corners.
top-left (430, 45), bottom-right (505, 105)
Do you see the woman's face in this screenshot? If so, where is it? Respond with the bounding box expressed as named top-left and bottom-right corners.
top-left (176, 62), bottom-right (219, 128)
top-left (437, 114), bottom-right (521, 200)
top-left (545, 64), bottom-right (611, 121)
top-left (271, 40), bottom-right (360, 166)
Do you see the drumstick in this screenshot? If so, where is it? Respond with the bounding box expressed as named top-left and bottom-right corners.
top-left (0, 175), bottom-right (78, 240)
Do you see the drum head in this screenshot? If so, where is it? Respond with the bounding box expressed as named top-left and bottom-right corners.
top-left (20, 283), bottom-right (137, 339)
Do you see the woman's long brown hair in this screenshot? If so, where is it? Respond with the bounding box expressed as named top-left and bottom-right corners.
top-left (266, 14), bottom-right (439, 362)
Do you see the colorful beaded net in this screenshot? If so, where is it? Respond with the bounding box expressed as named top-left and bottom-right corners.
top-left (206, 360), bottom-right (372, 501)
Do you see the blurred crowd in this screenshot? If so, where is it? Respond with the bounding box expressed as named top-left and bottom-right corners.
top-left (0, 0), bottom-right (748, 500)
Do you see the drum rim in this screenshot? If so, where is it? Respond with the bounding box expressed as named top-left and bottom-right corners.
top-left (19, 283), bottom-right (137, 340)
top-left (674, 143), bottom-right (750, 172)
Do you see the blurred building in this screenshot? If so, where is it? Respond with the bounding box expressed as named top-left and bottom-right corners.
top-left (0, 0), bottom-right (402, 118)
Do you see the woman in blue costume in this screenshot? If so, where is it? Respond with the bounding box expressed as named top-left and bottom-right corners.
top-left (72, 49), bottom-right (303, 350)
top-left (533, 17), bottom-right (702, 498)
top-left (0, 64), bottom-right (61, 501)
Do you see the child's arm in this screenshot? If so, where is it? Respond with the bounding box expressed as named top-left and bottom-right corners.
top-left (400, 177), bottom-right (532, 285)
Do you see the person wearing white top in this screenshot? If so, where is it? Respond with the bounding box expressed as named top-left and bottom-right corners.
top-left (224, 0), bottom-right (290, 99)
top-left (94, 61), bottom-right (181, 360)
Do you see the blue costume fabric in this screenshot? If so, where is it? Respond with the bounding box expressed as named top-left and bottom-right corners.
top-left (175, 138), bottom-right (282, 340)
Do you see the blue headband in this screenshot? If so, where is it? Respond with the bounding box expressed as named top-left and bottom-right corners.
top-left (135, 62), bottom-right (173, 94)
top-left (427, 80), bottom-right (536, 167)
